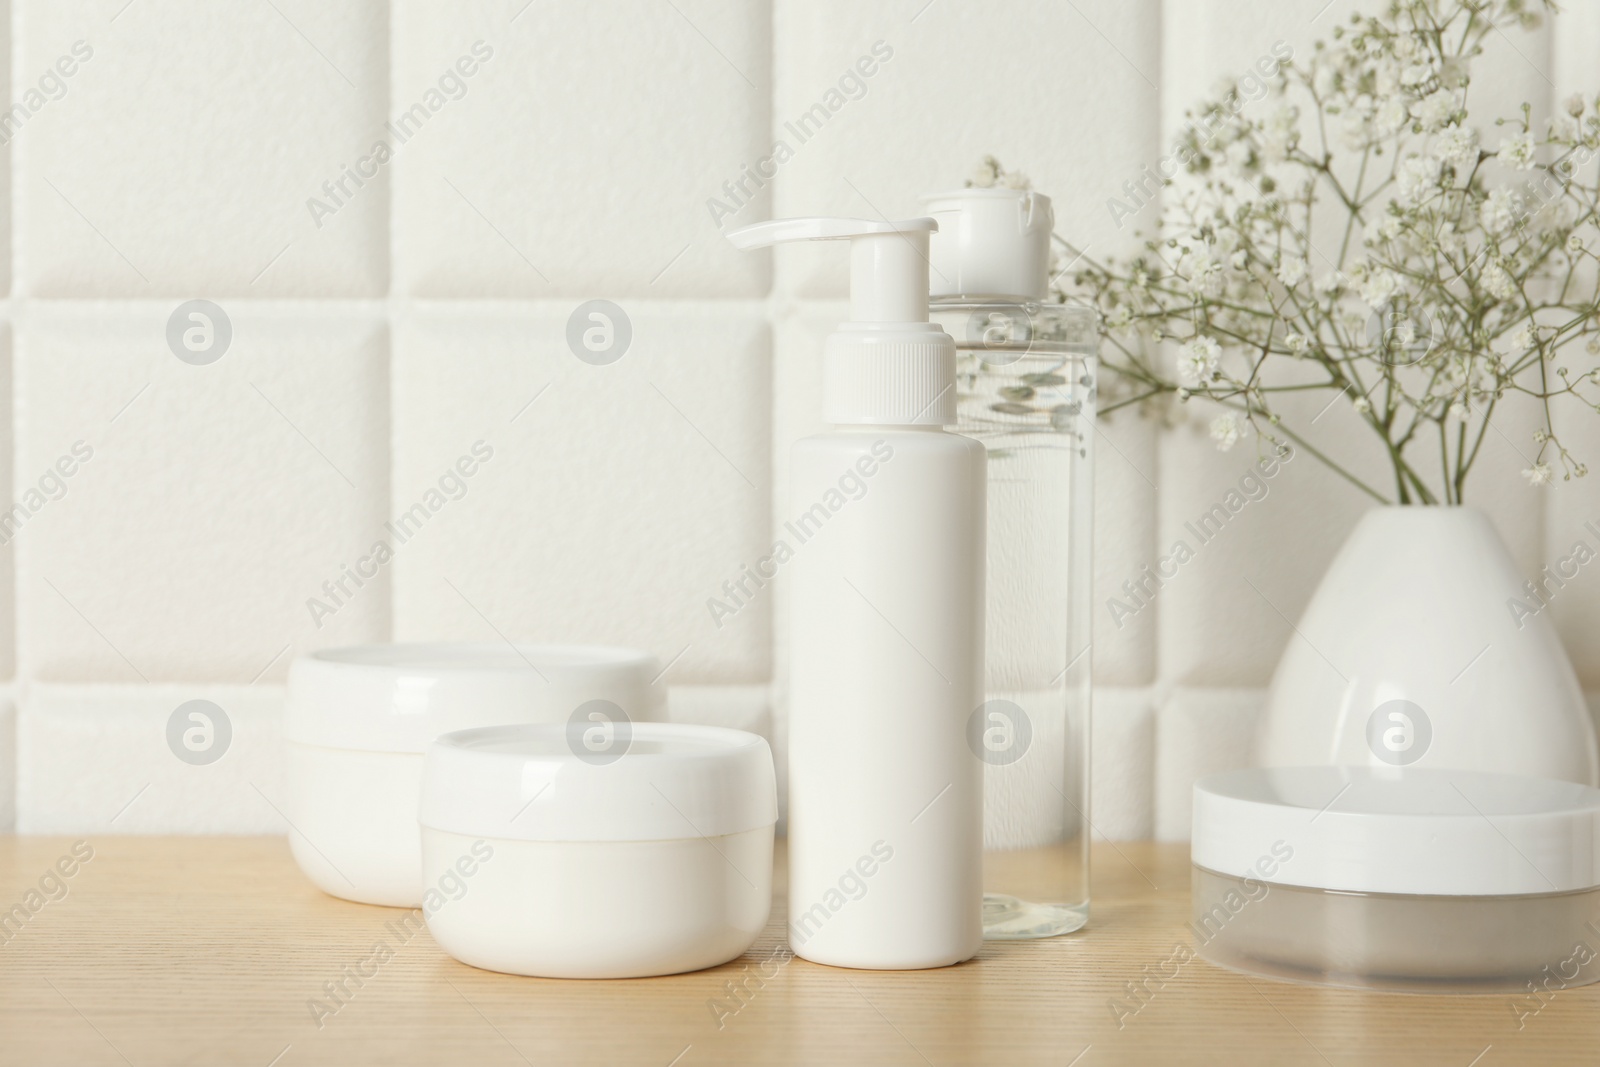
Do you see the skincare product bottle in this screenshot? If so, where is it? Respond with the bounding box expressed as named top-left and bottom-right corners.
top-left (922, 188), bottom-right (1097, 939)
top-left (728, 217), bottom-right (985, 969)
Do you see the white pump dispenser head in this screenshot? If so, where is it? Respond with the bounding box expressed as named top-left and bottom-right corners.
top-left (728, 217), bottom-right (956, 426)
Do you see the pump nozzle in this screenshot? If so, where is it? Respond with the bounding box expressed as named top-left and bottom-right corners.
top-left (728, 217), bottom-right (937, 325)
top-left (726, 216), bottom-right (955, 426)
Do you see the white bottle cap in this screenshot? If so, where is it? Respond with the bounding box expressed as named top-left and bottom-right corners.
top-left (727, 217), bottom-right (956, 425)
top-left (1193, 765), bottom-right (1600, 896)
top-left (921, 188), bottom-right (1054, 301)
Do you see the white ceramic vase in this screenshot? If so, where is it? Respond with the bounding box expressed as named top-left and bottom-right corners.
top-left (1255, 506), bottom-right (1598, 785)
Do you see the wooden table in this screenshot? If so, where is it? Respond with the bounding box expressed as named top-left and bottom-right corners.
top-left (1, 836), bottom-right (1596, 1065)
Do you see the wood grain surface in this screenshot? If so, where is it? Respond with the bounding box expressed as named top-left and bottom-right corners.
top-left (0, 836), bottom-right (1594, 1065)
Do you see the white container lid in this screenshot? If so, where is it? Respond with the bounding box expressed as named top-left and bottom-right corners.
top-left (922, 187), bottom-right (1053, 301)
top-left (420, 723), bottom-right (777, 842)
top-left (286, 643), bottom-right (662, 753)
top-left (1194, 766), bottom-right (1600, 896)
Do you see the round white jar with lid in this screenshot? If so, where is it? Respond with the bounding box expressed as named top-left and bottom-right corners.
top-left (420, 722), bottom-right (776, 978)
top-left (285, 643), bottom-right (661, 908)
top-left (1192, 766), bottom-right (1600, 992)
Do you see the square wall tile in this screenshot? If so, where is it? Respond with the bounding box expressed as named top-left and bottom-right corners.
top-left (392, 304), bottom-right (771, 683)
top-left (17, 306), bottom-right (390, 683)
top-left (393, 1), bottom-right (770, 297)
top-left (17, 0), bottom-right (387, 296)
top-left (772, 0), bottom-right (1160, 297)
top-left (19, 684), bottom-right (283, 833)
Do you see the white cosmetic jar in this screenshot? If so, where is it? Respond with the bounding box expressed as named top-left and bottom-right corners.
top-left (419, 722), bottom-right (777, 979)
top-left (284, 643), bottom-right (662, 907)
top-left (1192, 766), bottom-right (1600, 992)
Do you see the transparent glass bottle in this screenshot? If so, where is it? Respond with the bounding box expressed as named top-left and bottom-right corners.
top-left (931, 297), bottom-right (1096, 939)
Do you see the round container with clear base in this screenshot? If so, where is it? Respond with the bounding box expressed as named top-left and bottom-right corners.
top-left (1192, 766), bottom-right (1600, 992)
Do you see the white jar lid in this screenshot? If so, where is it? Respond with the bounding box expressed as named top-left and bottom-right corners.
top-left (419, 723), bottom-right (777, 843)
top-left (286, 643), bottom-right (662, 753)
top-left (1194, 766), bottom-right (1600, 896)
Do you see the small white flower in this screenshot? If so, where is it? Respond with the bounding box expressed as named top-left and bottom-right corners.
top-left (1375, 98), bottom-right (1410, 136)
top-left (1352, 395), bottom-right (1372, 414)
top-left (998, 169), bottom-right (1032, 190)
top-left (1106, 305), bottom-right (1133, 329)
top-left (1512, 325), bottom-right (1537, 350)
top-left (1449, 401), bottom-right (1469, 421)
top-left (1568, 234), bottom-right (1584, 253)
top-left (968, 157), bottom-right (1000, 188)
top-left (1359, 269), bottom-right (1399, 309)
top-left (1276, 256), bottom-right (1308, 287)
top-left (1400, 62), bottom-right (1436, 89)
top-left (1397, 155), bottom-right (1443, 205)
top-left (1522, 463), bottom-right (1553, 486)
top-left (1314, 270), bottom-right (1347, 296)
top-left (1434, 125), bottom-right (1478, 166)
top-left (1481, 187), bottom-right (1522, 236)
top-left (1567, 93), bottom-right (1586, 118)
top-left (1412, 89), bottom-right (1457, 130)
top-left (1286, 332), bottom-right (1309, 354)
top-left (1497, 132), bottom-right (1537, 170)
top-left (1177, 337), bottom-right (1222, 386)
top-left (1341, 116), bottom-right (1373, 152)
top-left (1483, 260), bottom-right (1518, 301)
top-left (1210, 413), bottom-right (1244, 451)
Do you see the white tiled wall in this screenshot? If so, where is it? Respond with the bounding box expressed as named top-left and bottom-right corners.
top-left (2, 1), bottom-right (1596, 838)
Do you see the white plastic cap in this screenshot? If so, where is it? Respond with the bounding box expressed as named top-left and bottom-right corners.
top-left (420, 723), bottom-right (778, 842)
top-left (285, 643), bottom-right (664, 753)
top-left (1193, 765), bottom-right (1600, 896)
top-left (727, 217), bottom-right (955, 425)
top-left (922, 188), bottom-right (1054, 301)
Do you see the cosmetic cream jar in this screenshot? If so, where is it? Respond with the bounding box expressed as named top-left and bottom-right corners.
top-left (285, 643), bottom-right (661, 907)
top-left (419, 722), bottom-right (776, 978)
top-left (1192, 766), bottom-right (1600, 992)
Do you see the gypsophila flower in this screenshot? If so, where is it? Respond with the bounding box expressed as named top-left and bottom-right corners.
top-left (1434, 125), bottom-right (1478, 165)
top-left (1376, 98), bottom-right (1411, 136)
top-left (1481, 187), bottom-right (1521, 235)
top-left (1359, 269), bottom-right (1400, 309)
top-left (1178, 336), bottom-right (1222, 386)
top-left (1210, 412), bottom-right (1244, 450)
top-left (1497, 132), bottom-right (1537, 170)
top-left (1051, 1), bottom-right (1600, 509)
top-left (1483, 260), bottom-right (1518, 300)
top-left (1397, 155), bottom-right (1443, 205)
top-left (1413, 89), bottom-right (1457, 130)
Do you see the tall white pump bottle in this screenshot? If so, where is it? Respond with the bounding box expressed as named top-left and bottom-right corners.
top-left (728, 217), bottom-right (985, 969)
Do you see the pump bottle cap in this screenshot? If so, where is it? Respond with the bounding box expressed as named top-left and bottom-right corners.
top-left (921, 188), bottom-right (1053, 301)
top-left (727, 217), bottom-right (956, 426)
